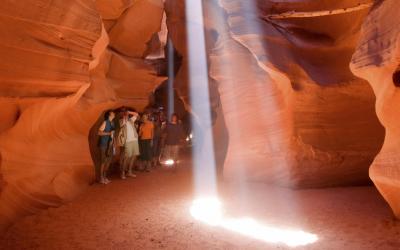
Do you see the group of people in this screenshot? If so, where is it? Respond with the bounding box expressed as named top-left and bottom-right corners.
top-left (97, 108), bottom-right (185, 185)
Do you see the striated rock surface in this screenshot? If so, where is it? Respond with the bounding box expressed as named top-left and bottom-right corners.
top-left (164, 0), bottom-right (384, 188)
top-left (351, 0), bottom-right (400, 218)
top-left (0, 0), bottom-right (165, 230)
top-left (95, 0), bottom-right (133, 20)
top-left (0, 0), bottom-right (399, 230)
top-left (203, 0), bottom-right (384, 187)
top-left (0, 0), bottom-right (105, 230)
top-left (109, 0), bottom-right (164, 57)
top-left (0, 0), bottom-right (101, 98)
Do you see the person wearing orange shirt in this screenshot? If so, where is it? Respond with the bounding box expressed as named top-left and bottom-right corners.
top-left (139, 114), bottom-right (154, 172)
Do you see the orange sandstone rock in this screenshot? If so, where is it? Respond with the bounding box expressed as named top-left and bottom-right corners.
top-left (351, 0), bottom-right (400, 218)
top-left (164, 0), bottom-right (384, 188)
top-left (109, 0), bottom-right (164, 57)
top-left (0, 0), bottom-right (165, 231)
top-left (96, 0), bottom-right (133, 20)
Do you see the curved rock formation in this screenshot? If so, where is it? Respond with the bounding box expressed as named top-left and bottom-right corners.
top-left (351, 0), bottom-right (400, 218)
top-left (0, 0), bottom-right (165, 230)
top-left (0, 0), bottom-right (399, 231)
top-left (168, 0), bottom-right (384, 187)
top-left (0, 0), bottom-right (105, 230)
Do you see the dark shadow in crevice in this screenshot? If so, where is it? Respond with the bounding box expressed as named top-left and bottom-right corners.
top-left (392, 68), bottom-right (400, 87)
top-left (286, 27), bottom-right (335, 46)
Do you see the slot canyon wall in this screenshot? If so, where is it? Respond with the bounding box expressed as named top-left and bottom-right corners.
top-left (0, 0), bottom-right (398, 231)
top-left (165, 0), bottom-right (397, 216)
top-left (212, 0), bottom-right (386, 188)
top-left (351, 0), bottom-right (400, 218)
top-left (166, 0), bottom-right (385, 187)
top-left (0, 0), bottom-right (165, 230)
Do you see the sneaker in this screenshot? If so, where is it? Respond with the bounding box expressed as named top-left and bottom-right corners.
top-left (127, 173), bottom-right (137, 178)
top-left (121, 175), bottom-right (126, 180)
top-left (104, 178), bottom-right (111, 184)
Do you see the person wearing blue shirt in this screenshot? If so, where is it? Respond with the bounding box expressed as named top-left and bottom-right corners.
top-left (98, 110), bottom-right (115, 184)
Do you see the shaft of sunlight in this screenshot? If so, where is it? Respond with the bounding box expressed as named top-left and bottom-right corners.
top-left (184, 0), bottom-right (318, 247)
top-left (167, 38), bottom-right (175, 118)
top-left (185, 0), bottom-right (218, 197)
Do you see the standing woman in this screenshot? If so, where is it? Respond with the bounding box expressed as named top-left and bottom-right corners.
top-left (98, 110), bottom-right (115, 184)
top-left (139, 114), bottom-right (154, 172)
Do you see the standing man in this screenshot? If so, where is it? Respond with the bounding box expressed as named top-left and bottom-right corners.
top-left (158, 110), bottom-right (167, 159)
top-left (98, 110), bottom-right (115, 184)
top-left (139, 114), bottom-right (154, 172)
top-left (118, 110), bottom-right (140, 179)
top-left (152, 111), bottom-right (162, 167)
top-left (164, 113), bottom-right (184, 165)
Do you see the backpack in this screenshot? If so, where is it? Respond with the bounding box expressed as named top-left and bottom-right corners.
top-left (117, 125), bottom-right (126, 147)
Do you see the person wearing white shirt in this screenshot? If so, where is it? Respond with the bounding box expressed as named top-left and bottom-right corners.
top-left (118, 110), bottom-right (140, 179)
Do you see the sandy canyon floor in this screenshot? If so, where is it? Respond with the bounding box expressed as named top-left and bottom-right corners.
top-left (1, 158), bottom-right (400, 250)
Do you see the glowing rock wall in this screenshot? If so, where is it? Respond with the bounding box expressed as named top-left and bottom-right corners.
top-left (213, 0), bottom-right (385, 187)
top-left (165, 0), bottom-right (385, 187)
top-left (0, 0), bottom-right (164, 230)
top-left (351, 0), bottom-right (400, 218)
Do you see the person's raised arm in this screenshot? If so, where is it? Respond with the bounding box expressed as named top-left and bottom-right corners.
top-left (128, 111), bottom-right (138, 117)
top-left (128, 111), bottom-right (139, 122)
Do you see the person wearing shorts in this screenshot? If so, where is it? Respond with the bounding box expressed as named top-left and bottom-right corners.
top-left (119, 110), bottom-right (140, 179)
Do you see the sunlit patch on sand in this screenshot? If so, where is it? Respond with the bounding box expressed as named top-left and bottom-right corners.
top-left (190, 197), bottom-right (318, 247)
top-left (190, 197), bottom-right (223, 226)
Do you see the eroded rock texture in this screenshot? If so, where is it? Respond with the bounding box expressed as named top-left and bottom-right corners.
top-left (0, 0), bottom-right (398, 230)
top-left (351, 0), bottom-right (400, 218)
top-left (0, 0), bottom-right (165, 230)
top-left (165, 0), bottom-right (384, 187)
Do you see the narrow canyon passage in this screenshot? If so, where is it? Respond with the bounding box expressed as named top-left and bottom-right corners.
top-left (1, 157), bottom-right (398, 250)
top-left (1, 0), bottom-right (400, 249)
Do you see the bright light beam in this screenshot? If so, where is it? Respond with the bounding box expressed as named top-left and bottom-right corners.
top-left (184, 2), bottom-right (318, 246)
top-left (190, 197), bottom-right (318, 247)
top-left (185, 0), bottom-right (218, 197)
top-left (167, 37), bottom-right (175, 118)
